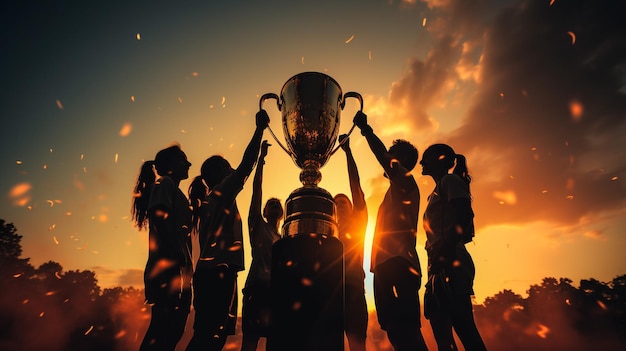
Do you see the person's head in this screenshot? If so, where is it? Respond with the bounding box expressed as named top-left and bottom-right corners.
top-left (154, 144), bottom-right (191, 181)
top-left (263, 197), bottom-right (284, 222)
top-left (388, 139), bottom-right (419, 171)
top-left (200, 155), bottom-right (233, 188)
top-left (132, 144), bottom-right (190, 230)
top-left (420, 143), bottom-right (471, 186)
top-left (334, 193), bottom-right (353, 220)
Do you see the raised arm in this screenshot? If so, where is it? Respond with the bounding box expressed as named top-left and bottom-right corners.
top-left (339, 134), bottom-right (366, 211)
top-left (236, 110), bottom-right (269, 178)
top-left (249, 140), bottom-right (270, 227)
top-left (353, 111), bottom-right (394, 177)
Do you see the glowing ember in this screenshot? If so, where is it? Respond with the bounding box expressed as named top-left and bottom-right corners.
top-left (345, 35), bottom-right (355, 44)
top-left (85, 325), bottom-right (94, 335)
top-left (16, 160), bottom-right (22, 165)
top-left (422, 18), bottom-right (427, 27)
top-left (53, 236), bottom-right (59, 244)
top-left (56, 99), bottom-right (64, 110)
top-left (136, 33), bottom-right (141, 40)
top-left (536, 323), bottom-right (550, 339)
top-left (569, 100), bottom-right (584, 121)
top-left (568, 31), bottom-right (576, 45)
top-left (130, 95), bottom-right (135, 102)
top-left (392, 285), bottom-right (398, 298)
top-left (119, 123), bottom-right (133, 136)
top-left (301, 278), bottom-right (313, 286)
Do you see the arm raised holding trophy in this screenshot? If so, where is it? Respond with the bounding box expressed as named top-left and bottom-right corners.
top-left (185, 110), bottom-right (269, 351)
top-left (353, 111), bottom-right (429, 351)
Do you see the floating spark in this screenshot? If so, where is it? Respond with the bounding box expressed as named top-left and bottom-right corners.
top-left (119, 123), bottom-right (132, 136)
top-left (56, 99), bottom-right (64, 110)
top-left (345, 35), bottom-right (355, 44)
top-left (136, 33), bottom-right (141, 40)
top-left (568, 31), bottom-right (576, 45)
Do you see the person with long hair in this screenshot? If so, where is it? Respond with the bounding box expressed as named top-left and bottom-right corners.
top-left (131, 144), bottom-right (193, 351)
top-left (185, 110), bottom-right (269, 351)
top-left (353, 112), bottom-right (428, 351)
top-left (334, 134), bottom-right (368, 351)
top-left (420, 143), bottom-right (487, 351)
top-left (240, 140), bottom-right (283, 351)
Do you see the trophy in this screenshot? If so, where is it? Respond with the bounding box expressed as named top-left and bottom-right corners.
top-left (259, 72), bottom-right (363, 351)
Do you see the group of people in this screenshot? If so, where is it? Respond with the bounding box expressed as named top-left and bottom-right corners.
top-left (131, 109), bottom-right (487, 351)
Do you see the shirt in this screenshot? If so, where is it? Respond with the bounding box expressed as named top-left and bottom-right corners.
top-left (370, 165), bottom-right (421, 277)
top-left (196, 170), bottom-right (246, 272)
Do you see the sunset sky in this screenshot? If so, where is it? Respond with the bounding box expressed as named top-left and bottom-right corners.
top-left (2, 0), bottom-right (625, 309)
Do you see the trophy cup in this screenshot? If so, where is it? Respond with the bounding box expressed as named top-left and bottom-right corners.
top-left (259, 72), bottom-right (363, 351)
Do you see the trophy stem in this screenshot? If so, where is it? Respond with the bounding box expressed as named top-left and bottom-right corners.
top-left (299, 160), bottom-right (322, 187)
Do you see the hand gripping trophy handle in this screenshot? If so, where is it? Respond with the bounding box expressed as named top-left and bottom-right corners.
top-left (330, 91), bottom-right (363, 155)
top-left (259, 93), bottom-right (293, 157)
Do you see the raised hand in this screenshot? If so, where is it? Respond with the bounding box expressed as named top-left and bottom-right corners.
top-left (353, 111), bottom-right (368, 129)
top-left (256, 109), bottom-right (270, 130)
top-left (260, 140), bottom-right (271, 159)
top-left (338, 134), bottom-right (350, 152)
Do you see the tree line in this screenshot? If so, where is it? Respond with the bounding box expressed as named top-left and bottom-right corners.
top-left (1, 219), bottom-right (624, 351)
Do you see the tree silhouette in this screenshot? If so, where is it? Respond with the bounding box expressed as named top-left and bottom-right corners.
top-left (0, 219), bottom-right (22, 259)
top-left (0, 217), bottom-right (624, 351)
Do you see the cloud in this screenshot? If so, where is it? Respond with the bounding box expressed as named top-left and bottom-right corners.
top-left (380, 0), bottom-right (626, 229)
top-left (448, 0), bottom-right (626, 227)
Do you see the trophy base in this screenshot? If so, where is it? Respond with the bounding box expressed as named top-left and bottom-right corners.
top-left (268, 234), bottom-right (344, 351)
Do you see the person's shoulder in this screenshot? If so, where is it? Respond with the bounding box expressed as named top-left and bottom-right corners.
top-left (441, 174), bottom-right (465, 187)
top-left (154, 175), bottom-right (177, 191)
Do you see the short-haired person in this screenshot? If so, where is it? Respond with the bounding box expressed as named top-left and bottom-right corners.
top-left (131, 144), bottom-right (193, 351)
top-left (185, 111), bottom-right (269, 351)
top-left (353, 112), bottom-right (428, 351)
top-left (335, 134), bottom-right (368, 351)
top-left (420, 143), bottom-right (486, 351)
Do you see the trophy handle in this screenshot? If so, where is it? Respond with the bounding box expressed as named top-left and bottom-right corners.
top-left (330, 91), bottom-right (363, 155)
top-left (259, 93), bottom-right (293, 157)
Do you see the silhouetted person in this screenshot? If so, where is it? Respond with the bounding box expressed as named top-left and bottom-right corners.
top-left (353, 112), bottom-right (428, 351)
top-left (335, 134), bottom-right (368, 351)
top-left (420, 143), bottom-right (487, 351)
top-left (131, 144), bottom-right (193, 351)
top-left (241, 140), bottom-right (283, 351)
top-left (186, 111), bottom-right (269, 351)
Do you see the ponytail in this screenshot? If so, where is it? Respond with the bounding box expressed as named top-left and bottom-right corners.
top-left (131, 161), bottom-right (156, 230)
top-left (453, 154), bottom-right (472, 196)
top-left (188, 175), bottom-right (209, 234)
